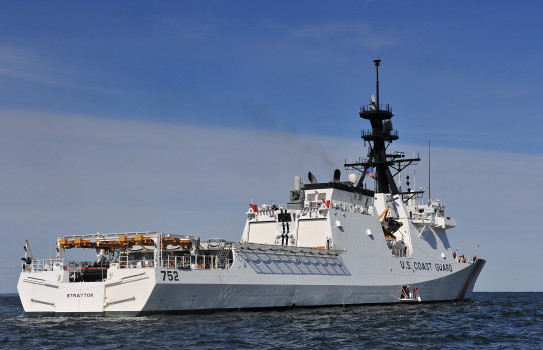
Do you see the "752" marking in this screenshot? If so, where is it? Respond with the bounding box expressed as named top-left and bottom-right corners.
top-left (160, 270), bottom-right (179, 281)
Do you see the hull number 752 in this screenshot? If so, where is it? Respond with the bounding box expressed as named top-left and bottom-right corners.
top-left (161, 270), bottom-right (179, 281)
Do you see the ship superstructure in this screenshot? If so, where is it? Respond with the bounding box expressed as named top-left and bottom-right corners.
top-left (17, 60), bottom-right (485, 316)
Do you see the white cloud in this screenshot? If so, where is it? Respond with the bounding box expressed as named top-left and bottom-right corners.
top-left (1, 110), bottom-right (541, 292)
top-left (289, 21), bottom-right (402, 49)
top-left (0, 46), bottom-right (116, 92)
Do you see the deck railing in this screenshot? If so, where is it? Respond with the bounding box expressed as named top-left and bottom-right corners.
top-left (160, 255), bottom-right (234, 270)
top-left (360, 104), bottom-right (392, 113)
top-left (117, 254), bottom-right (234, 270)
top-left (29, 259), bottom-right (64, 272)
top-left (391, 248), bottom-right (411, 258)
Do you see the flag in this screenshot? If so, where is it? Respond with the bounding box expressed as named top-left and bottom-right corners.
top-left (365, 167), bottom-right (374, 178)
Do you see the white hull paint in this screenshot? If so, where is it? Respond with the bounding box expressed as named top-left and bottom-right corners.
top-left (18, 249), bottom-right (485, 316)
top-left (17, 60), bottom-right (486, 316)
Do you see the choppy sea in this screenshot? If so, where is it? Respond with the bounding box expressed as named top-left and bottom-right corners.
top-left (1, 292), bottom-right (541, 349)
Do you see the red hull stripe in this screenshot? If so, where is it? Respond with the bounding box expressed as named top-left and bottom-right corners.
top-left (458, 259), bottom-right (484, 300)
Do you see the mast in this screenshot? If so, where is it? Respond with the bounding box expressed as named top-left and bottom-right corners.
top-left (375, 59), bottom-right (380, 107)
top-left (344, 59), bottom-right (420, 197)
top-left (428, 140), bottom-right (431, 203)
top-left (358, 59), bottom-right (398, 194)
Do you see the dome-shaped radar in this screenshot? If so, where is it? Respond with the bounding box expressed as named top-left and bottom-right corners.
top-left (348, 173), bottom-right (357, 184)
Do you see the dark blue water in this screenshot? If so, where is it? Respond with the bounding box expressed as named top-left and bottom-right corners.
top-left (1, 293), bottom-right (541, 349)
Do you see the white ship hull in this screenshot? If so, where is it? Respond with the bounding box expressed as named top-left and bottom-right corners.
top-left (17, 192), bottom-right (486, 317)
top-left (18, 248), bottom-right (485, 316)
top-left (17, 60), bottom-right (486, 316)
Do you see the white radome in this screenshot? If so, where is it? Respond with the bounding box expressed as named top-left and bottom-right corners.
top-left (348, 173), bottom-right (357, 184)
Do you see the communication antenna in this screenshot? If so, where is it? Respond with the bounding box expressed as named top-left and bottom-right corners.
top-left (413, 151), bottom-right (417, 193)
top-left (374, 58), bottom-right (381, 107)
top-left (428, 140), bottom-right (431, 204)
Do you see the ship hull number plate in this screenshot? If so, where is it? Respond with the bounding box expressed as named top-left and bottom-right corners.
top-left (160, 270), bottom-right (179, 282)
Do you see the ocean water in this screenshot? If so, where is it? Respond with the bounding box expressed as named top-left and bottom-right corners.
top-left (1, 292), bottom-right (541, 349)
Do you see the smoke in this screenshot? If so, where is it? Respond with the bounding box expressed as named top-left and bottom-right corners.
top-left (240, 101), bottom-right (276, 129)
top-left (302, 142), bottom-right (335, 170)
top-left (239, 100), bottom-right (337, 177)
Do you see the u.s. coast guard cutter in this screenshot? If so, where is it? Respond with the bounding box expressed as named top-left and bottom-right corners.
top-left (17, 60), bottom-right (485, 316)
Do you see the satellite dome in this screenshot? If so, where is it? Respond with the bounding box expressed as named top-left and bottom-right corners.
top-left (348, 173), bottom-right (357, 184)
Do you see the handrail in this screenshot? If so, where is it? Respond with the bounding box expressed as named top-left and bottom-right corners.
top-left (29, 259), bottom-right (64, 271)
top-left (361, 129), bottom-right (398, 138)
top-left (390, 248), bottom-right (411, 258)
top-left (360, 104), bottom-right (392, 113)
top-left (117, 254), bottom-right (234, 270)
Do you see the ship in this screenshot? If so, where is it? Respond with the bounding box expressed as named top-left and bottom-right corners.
top-left (17, 60), bottom-right (485, 316)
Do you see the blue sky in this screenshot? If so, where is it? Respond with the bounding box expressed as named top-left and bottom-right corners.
top-left (2, 1), bottom-right (542, 152)
top-left (1, 1), bottom-right (543, 293)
